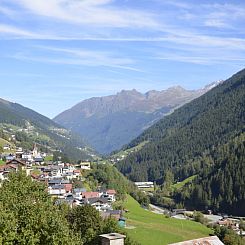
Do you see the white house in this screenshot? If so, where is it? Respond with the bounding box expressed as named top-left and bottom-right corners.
top-left (22, 152), bottom-right (33, 162)
top-left (101, 189), bottom-right (116, 202)
top-left (48, 184), bottom-right (66, 196)
top-left (80, 162), bottom-right (91, 170)
top-left (134, 182), bottom-right (154, 189)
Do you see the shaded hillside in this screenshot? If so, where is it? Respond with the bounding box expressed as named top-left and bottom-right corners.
top-left (0, 98), bottom-right (95, 161)
top-left (54, 84), bottom-right (217, 154)
top-left (116, 69), bottom-right (245, 182)
top-left (174, 132), bottom-right (245, 216)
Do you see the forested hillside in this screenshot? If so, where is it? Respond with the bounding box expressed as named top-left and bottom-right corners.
top-left (175, 132), bottom-right (245, 215)
top-left (0, 98), bottom-right (94, 161)
top-left (117, 69), bottom-right (245, 181)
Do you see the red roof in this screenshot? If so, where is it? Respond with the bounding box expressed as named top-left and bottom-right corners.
top-left (82, 192), bottom-right (99, 199)
top-left (31, 173), bottom-right (39, 179)
top-left (107, 189), bottom-right (116, 195)
top-left (73, 170), bottom-right (80, 173)
top-left (0, 164), bottom-right (17, 170)
top-left (6, 159), bottom-right (26, 166)
top-left (64, 184), bottom-right (73, 192)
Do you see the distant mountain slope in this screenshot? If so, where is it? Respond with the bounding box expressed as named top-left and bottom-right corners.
top-left (0, 98), bottom-right (95, 161)
top-left (54, 83), bottom-right (218, 154)
top-left (116, 69), bottom-right (245, 182)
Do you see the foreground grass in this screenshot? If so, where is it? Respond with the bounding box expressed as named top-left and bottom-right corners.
top-left (124, 195), bottom-right (212, 245)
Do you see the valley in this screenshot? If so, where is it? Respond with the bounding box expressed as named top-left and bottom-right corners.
top-left (0, 69), bottom-right (244, 245)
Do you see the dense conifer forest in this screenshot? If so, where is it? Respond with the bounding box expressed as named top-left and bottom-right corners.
top-left (116, 69), bottom-right (245, 215)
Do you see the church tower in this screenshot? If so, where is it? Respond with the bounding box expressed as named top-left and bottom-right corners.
top-left (32, 143), bottom-right (38, 158)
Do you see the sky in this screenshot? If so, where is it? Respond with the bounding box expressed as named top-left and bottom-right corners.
top-left (0, 0), bottom-right (244, 118)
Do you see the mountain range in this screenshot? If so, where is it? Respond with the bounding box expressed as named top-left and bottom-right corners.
top-left (116, 68), bottom-right (245, 215)
top-left (54, 82), bottom-right (221, 154)
top-left (0, 98), bottom-right (94, 161)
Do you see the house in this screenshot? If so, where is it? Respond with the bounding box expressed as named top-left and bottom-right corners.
top-left (16, 148), bottom-right (23, 159)
top-left (82, 192), bottom-right (100, 199)
top-left (5, 154), bottom-right (15, 161)
top-left (62, 171), bottom-right (74, 180)
top-left (64, 183), bottom-right (73, 193)
top-left (73, 188), bottom-right (87, 200)
top-left (3, 144), bottom-right (11, 151)
top-left (48, 178), bottom-right (70, 186)
top-left (48, 184), bottom-right (66, 196)
top-left (101, 189), bottom-right (116, 202)
top-left (6, 158), bottom-right (26, 170)
top-left (100, 233), bottom-right (126, 245)
top-left (86, 197), bottom-right (111, 211)
top-left (0, 164), bottom-right (18, 181)
top-left (80, 162), bottom-right (91, 170)
top-left (34, 157), bottom-right (44, 165)
top-left (168, 236), bottom-right (224, 245)
top-left (134, 181), bottom-right (154, 189)
top-left (63, 163), bottom-right (75, 171)
top-left (73, 169), bottom-right (81, 177)
top-left (45, 165), bottom-right (63, 177)
top-left (22, 152), bottom-right (33, 162)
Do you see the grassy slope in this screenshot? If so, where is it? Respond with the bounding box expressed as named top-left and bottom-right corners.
top-left (0, 160), bottom-right (5, 166)
top-left (171, 175), bottom-right (197, 190)
top-left (112, 141), bottom-right (149, 159)
top-left (124, 195), bottom-right (212, 245)
top-left (0, 138), bottom-right (13, 147)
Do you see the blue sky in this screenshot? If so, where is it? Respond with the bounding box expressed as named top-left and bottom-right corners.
top-left (0, 0), bottom-right (244, 118)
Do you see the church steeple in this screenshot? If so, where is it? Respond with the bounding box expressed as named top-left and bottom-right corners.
top-left (32, 143), bottom-right (38, 158)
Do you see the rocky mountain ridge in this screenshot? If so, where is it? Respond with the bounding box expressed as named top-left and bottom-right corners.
top-left (54, 81), bottom-right (221, 154)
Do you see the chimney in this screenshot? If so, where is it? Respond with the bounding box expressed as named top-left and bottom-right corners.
top-left (100, 233), bottom-right (126, 245)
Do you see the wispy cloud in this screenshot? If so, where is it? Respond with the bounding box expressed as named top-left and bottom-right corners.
top-left (0, 24), bottom-right (38, 38)
top-left (157, 55), bottom-right (245, 65)
top-left (7, 0), bottom-right (160, 29)
top-left (11, 45), bottom-right (144, 72)
top-left (0, 6), bottom-right (16, 16)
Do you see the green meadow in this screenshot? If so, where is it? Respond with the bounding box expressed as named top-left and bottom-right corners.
top-left (124, 195), bottom-right (212, 245)
top-left (171, 175), bottom-right (197, 191)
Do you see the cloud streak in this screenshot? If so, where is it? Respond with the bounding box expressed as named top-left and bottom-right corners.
top-left (11, 45), bottom-right (144, 72)
top-left (7, 0), bottom-right (160, 29)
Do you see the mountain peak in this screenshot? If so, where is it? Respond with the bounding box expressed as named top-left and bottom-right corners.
top-left (117, 89), bottom-right (142, 97)
top-left (167, 85), bottom-right (186, 91)
top-left (54, 82), bottom-right (218, 154)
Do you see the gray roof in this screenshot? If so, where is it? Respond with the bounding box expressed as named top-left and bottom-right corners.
top-left (51, 184), bottom-right (65, 189)
top-left (99, 233), bottom-right (126, 240)
top-left (106, 210), bottom-right (122, 215)
top-left (87, 197), bottom-right (108, 205)
top-left (65, 194), bottom-right (74, 201)
top-left (48, 179), bottom-right (69, 184)
top-left (34, 157), bottom-right (43, 161)
top-left (73, 188), bottom-right (86, 193)
top-left (168, 236), bottom-right (224, 245)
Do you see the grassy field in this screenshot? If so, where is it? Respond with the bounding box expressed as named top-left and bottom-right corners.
top-left (111, 141), bottom-right (149, 159)
top-left (171, 175), bottom-right (197, 191)
top-left (44, 155), bottom-right (53, 161)
top-left (0, 138), bottom-right (13, 147)
top-left (0, 159), bottom-right (5, 166)
top-left (123, 195), bottom-right (212, 245)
